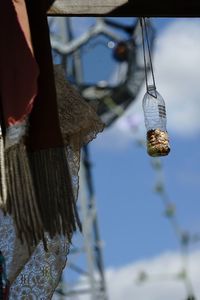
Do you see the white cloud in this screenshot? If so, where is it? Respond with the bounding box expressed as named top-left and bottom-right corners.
top-left (60, 250), bottom-right (200, 300)
top-left (154, 19), bottom-right (200, 137)
top-left (94, 19), bottom-right (200, 149)
top-left (105, 251), bottom-right (200, 300)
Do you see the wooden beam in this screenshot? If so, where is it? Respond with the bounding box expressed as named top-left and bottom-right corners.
top-left (48, 0), bottom-right (128, 14)
top-left (47, 0), bottom-right (200, 16)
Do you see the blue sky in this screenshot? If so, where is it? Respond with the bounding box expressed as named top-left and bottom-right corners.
top-left (87, 18), bottom-right (200, 300)
top-left (76, 17), bottom-right (200, 266)
top-left (91, 132), bottom-right (200, 266)
top-left (51, 17), bottom-right (200, 299)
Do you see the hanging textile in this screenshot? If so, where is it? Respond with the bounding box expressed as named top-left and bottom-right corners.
top-left (0, 0), bottom-right (104, 298)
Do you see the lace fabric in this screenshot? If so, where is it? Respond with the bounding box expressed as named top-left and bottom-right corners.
top-left (0, 65), bottom-right (104, 299)
top-left (55, 64), bottom-right (104, 149)
top-left (9, 234), bottom-right (69, 300)
top-left (0, 210), bottom-right (69, 299)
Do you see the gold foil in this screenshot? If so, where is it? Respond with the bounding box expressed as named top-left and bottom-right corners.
top-left (147, 129), bottom-right (170, 157)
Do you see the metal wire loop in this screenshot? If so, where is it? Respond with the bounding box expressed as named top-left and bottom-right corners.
top-left (140, 17), bottom-right (157, 98)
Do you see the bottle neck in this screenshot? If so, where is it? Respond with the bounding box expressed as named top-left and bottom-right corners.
top-left (147, 85), bottom-right (157, 98)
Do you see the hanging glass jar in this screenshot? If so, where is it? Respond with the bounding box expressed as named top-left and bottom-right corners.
top-left (143, 85), bottom-right (170, 156)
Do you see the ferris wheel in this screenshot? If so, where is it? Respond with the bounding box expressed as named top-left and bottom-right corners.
top-left (49, 17), bottom-right (155, 126)
top-left (49, 17), bottom-right (155, 300)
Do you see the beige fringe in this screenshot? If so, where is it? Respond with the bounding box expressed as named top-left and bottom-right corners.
top-left (2, 142), bottom-right (81, 249)
top-left (28, 147), bottom-right (81, 242)
top-left (4, 142), bottom-right (44, 247)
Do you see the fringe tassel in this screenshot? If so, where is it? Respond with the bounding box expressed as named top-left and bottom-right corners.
top-left (28, 147), bottom-right (81, 242)
top-left (2, 142), bottom-right (80, 248)
top-left (4, 143), bottom-right (44, 247)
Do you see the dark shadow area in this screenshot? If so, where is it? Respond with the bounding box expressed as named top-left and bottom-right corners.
top-left (108, 0), bottom-right (200, 17)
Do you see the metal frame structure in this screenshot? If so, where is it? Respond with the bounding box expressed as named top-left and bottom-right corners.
top-left (49, 17), bottom-right (155, 125)
top-left (54, 146), bottom-right (108, 300)
top-left (50, 17), bottom-right (154, 300)
top-left (51, 17), bottom-right (109, 300)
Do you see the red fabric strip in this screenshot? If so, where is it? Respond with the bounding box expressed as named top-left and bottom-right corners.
top-left (0, 0), bottom-right (39, 127)
top-left (25, 0), bottom-right (64, 150)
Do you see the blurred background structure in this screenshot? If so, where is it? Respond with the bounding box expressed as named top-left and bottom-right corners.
top-left (50, 17), bottom-right (200, 300)
top-left (50, 16), bottom-right (153, 299)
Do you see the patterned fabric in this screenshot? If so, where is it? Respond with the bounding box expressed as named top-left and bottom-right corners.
top-left (0, 210), bottom-right (69, 299)
top-left (0, 0), bottom-right (104, 296)
top-left (0, 65), bottom-right (104, 298)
